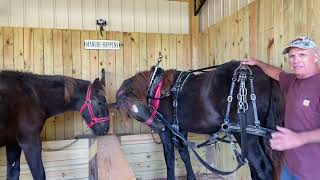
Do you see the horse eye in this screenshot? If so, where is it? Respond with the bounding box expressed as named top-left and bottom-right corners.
top-left (98, 101), bottom-right (106, 106)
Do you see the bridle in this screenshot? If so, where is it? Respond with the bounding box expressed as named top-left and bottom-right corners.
top-left (79, 83), bottom-right (109, 128)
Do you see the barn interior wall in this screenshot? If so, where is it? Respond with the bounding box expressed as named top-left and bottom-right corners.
top-left (0, 0), bottom-right (189, 34)
top-left (0, 27), bottom-right (192, 140)
top-left (197, 0), bottom-right (319, 70)
top-left (199, 0), bottom-right (255, 32)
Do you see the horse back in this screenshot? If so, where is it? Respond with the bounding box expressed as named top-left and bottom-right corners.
top-left (176, 62), bottom-right (276, 134)
top-left (0, 74), bottom-right (44, 146)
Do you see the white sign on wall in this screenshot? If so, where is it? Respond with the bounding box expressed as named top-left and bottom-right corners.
top-left (84, 40), bottom-right (121, 50)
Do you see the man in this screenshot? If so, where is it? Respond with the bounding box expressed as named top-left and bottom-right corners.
top-left (243, 37), bottom-right (320, 180)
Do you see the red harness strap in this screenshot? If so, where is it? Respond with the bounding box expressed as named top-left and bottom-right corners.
top-left (145, 80), bottom-right (163, 125)
top-left (80, 83), bottom-right (109, 128)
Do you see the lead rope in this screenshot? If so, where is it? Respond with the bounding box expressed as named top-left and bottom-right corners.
top-left (42, 129), bottom-right (93, 152)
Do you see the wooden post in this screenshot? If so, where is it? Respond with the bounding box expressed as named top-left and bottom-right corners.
top-left (97, 135), bottom-right (136, 180)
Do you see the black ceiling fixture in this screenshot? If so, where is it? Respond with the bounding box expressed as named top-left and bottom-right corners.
top-left (194, 0), bottom-right (207, 16)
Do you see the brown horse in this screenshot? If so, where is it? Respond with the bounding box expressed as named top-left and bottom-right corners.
top-left (0, 69), bottom-right (110, 180)
top-left (111, 61), bottom-right (284, 180)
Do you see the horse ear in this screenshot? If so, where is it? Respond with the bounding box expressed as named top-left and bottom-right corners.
top-left (93, 78), bottom-right (100, 87)
top-left (100, 68), bottom-right (106, 86)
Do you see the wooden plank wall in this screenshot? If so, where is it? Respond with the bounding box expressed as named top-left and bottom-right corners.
top-left (0, 0), bottom-right (189, 34)
top-left (120, 133), bottom-right (212, 179)
top-left (198, 0), bottom-right (320, 71)
top-left (0, 27), bottom-right (191, 140)
top-left (199, 0), bottom-right (256, 31)
top-left (0, 139), bottom-right (93, 179)
top-left (196, 0), bottom-right (320, 179)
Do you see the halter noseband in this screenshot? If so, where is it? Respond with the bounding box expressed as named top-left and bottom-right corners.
top-left (79, 83), bottom-right (109, 128)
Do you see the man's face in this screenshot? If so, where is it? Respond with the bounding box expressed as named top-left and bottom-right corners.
top-left (287, 47), bottom-right (318, 78)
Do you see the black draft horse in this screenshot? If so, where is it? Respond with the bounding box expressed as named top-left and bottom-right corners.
top-left (0, 69), bottom-right (110, 180)
top-left (113, 61), bottom-right (284, 180)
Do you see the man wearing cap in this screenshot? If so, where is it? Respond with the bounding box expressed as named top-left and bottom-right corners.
top-left (243, 37), bottom-right (320, 180)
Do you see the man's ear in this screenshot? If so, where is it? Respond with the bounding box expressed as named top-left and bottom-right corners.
top-left (312, 50), bottom-right (318, 62)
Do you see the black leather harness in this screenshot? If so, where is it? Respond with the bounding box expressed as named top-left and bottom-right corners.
top-left (146, 61), bottom-right (276, 175)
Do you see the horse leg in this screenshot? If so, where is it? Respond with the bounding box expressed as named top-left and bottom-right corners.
top-left (159, 131), bottom-right (176, 180)
top-left (177, 131), bottom-right (196, 180)
top-left (6, 143), bottom-right (22, 180)
top-left (246, 137), bottom-right (273, 180)
top-left (18, 136), bottom-right (46, 180)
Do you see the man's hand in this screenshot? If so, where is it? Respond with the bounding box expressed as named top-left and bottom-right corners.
top-left (242, 58), bottom-right (282, 81)
top-left (242, 58), bottom-right (261, 66)
top-left (270, 126), bottom-right (305, 151)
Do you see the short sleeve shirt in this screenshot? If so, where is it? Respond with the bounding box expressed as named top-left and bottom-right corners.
top-left (279, 72), bottom-right (320, 180)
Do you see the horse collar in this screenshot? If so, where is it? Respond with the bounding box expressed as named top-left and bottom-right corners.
top-left (146, 67), bottom-right (165, 125)
top-left (79, 83), bottom-right (109, 128)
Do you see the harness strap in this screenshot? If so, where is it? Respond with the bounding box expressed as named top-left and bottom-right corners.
top-left (196, 133), bottom-right (238, 148)
top-left (154, 110), bottom-right (246, 175)
top-left (172, 72), bottom-right (192, 125)
top-left (146, 64), bottom-right (166, 126)
top-left (190, 144), bottom-right (244, 175)
top-left (223, 74), bottom-right (237, 125)
top-left (238, 112), bottom-right (248, 163)
top-left (249, 77), bottom-right (260, 126)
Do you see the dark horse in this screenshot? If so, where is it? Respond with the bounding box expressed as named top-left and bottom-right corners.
top-left (113, 61), bottom-right (284, 180)
top-left (0, 69), bottom-right (110, 180)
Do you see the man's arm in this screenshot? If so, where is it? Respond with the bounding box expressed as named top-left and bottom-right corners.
top-left (243, 58), bottom-right (284, 81)
top-left (270, 126), bottom-right (320, 151)
top-left (300, 128), bottom-right (320, 144)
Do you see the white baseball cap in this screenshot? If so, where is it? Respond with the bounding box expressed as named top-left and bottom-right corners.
top-left (282, 37), bottom-right (318, 54)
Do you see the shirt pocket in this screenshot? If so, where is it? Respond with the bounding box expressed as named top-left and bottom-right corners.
top-left (296, 95), bottom-right (320, 128)
top-left (297, 95), bottom-right (320, 112)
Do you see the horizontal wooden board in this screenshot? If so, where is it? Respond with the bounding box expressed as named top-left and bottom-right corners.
top-left (0, 139), bottom-right (90, 179)
top-left (120, 133), bottom-right (211, 179)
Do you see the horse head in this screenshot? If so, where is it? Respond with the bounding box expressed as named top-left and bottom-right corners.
top-left (80, 69), bottom-right (110, 135)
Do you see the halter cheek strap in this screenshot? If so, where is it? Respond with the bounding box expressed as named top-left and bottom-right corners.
top-left (79, 83), bottom-right (109, 128)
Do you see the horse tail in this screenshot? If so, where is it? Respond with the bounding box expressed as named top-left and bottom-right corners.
top-left (265, 78), bottom-right (285, 180)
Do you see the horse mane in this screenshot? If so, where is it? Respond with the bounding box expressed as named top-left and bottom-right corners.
top-left (64, 77), bottom-right (78, 103)
top-left (124, 69), bottom-right (176, 103)
top-left (0, 70), bottom-right (79, 103)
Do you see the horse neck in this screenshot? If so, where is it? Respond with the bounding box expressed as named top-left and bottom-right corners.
top-left (34, 79), bottom-right (89, 118)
